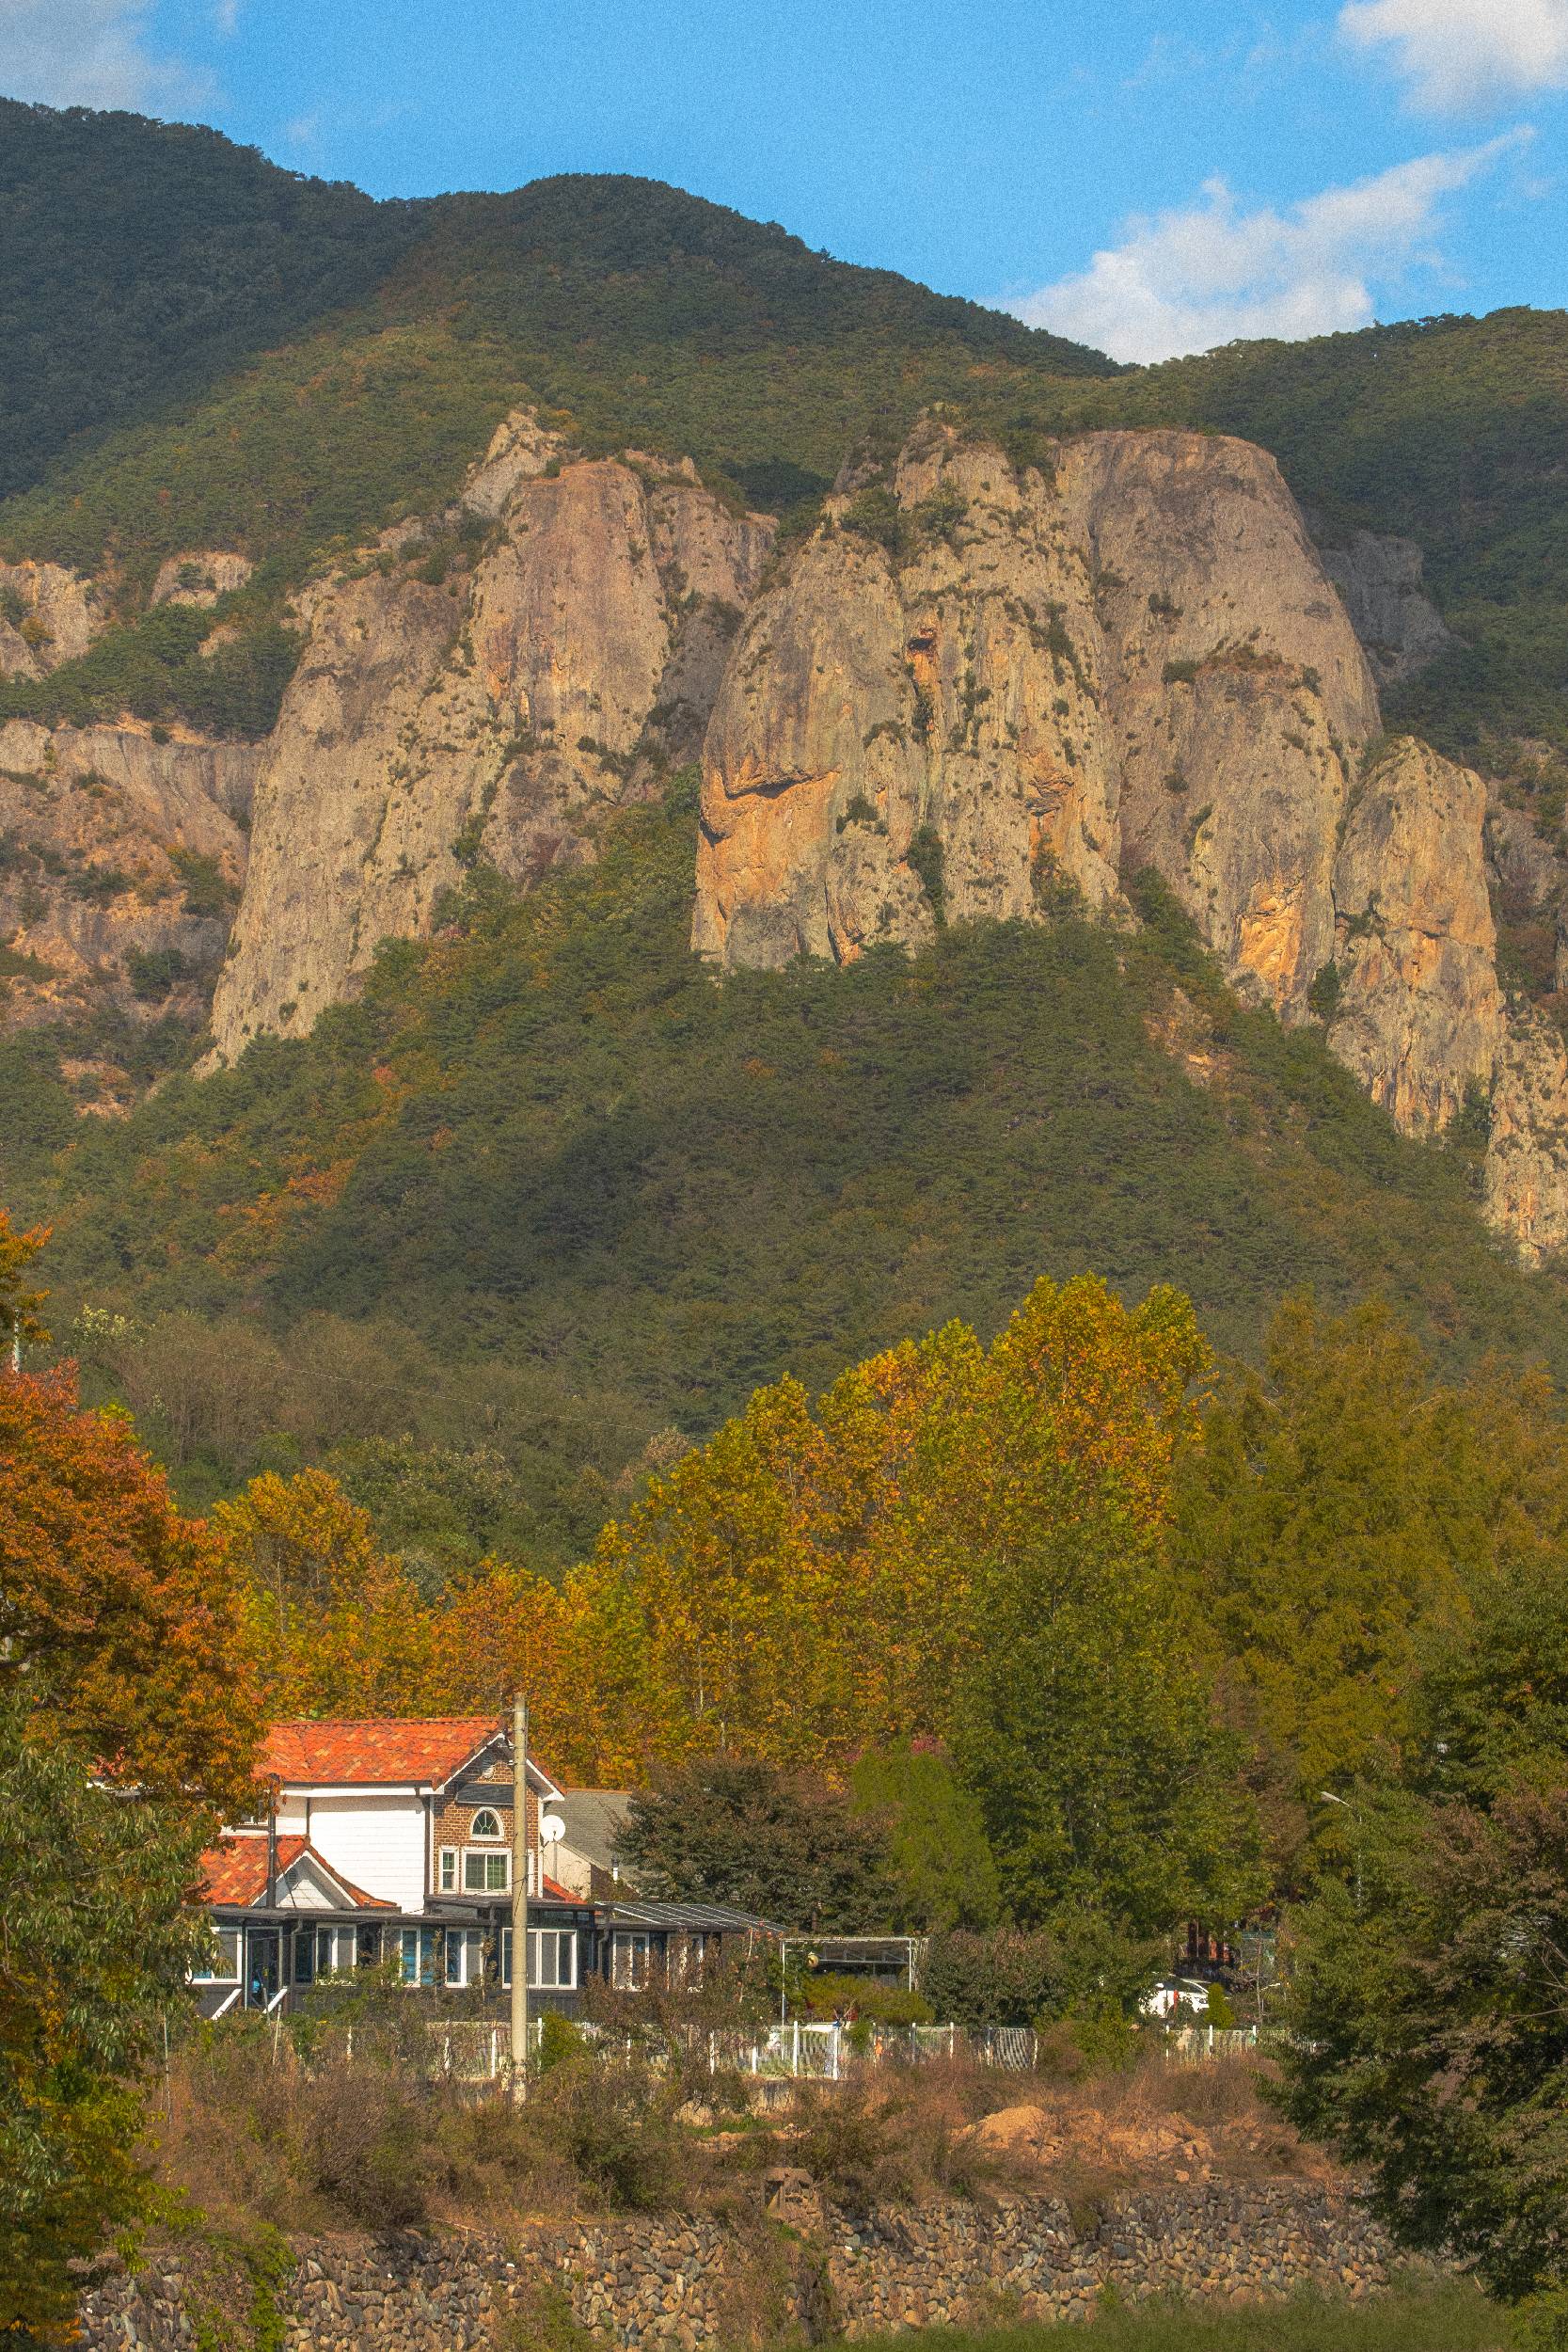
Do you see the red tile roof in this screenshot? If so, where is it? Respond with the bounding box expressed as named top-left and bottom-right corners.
top-left (199, 1836), bottom-right (393, 1910)
top-left (260, 1719), bottom-right (505, 1788)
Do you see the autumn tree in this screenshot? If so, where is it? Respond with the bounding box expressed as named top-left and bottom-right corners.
top-left (0, 1365), bottom-right (261, 1810)
top-left (0, 1206), bottom-right (49, 1371)
top-left (216, 1467), bottom-right (433, 1717)
top-left (581, 1276), bottom-right (1209, 1771)
top-left (0, 1221), bottom-right (264, 2331)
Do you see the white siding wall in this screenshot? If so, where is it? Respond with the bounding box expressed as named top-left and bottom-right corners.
top-left (304, 1793), bottom-right (428, 1914)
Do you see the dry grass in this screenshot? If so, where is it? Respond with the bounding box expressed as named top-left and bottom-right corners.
top-left (150, 2019), bottom-right (1323, 2247)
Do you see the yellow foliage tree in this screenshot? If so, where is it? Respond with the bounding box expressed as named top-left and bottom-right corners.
top-left (577, 1275), bottom-right (1210, 1772)
top-left (216, 1467), bottom-right (433, 1715)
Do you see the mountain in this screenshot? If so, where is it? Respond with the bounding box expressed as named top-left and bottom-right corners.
top-left (6, 102), bottom-right (1568, 1553)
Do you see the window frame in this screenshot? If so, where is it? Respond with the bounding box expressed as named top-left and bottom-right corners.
top-left (462, 1846), bottom-right (510, 1894)
top-left (468, 1806), bottom-right (504, 1842)
top-left (528, 1927), bottom-right (578, 1990)
top-left (611, 1930), bottom-right (652, 1991)
top-left (192, 1927), bottom-right (242, 1984)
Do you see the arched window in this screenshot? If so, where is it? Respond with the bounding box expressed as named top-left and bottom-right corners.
top-left (469, 1806), bottom-right (503, 1842)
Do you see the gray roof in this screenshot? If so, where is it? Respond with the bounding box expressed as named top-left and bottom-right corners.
top-left (605, 1898), bottom-right (783, 1934)
top-left (557, 1789), bottom-right (633, 1867)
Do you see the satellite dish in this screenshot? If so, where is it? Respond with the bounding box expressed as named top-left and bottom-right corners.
top-left (539, 1812), bottom-right (565, 1843)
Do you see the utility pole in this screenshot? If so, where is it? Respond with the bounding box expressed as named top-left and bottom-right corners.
top-left (511, 1691), bottom-right (529, 2104)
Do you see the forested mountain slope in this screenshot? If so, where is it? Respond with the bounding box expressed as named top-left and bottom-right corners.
top-left (9, 780), bottom-right (1565, 1555)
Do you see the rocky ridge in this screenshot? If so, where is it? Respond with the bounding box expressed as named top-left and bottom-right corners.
top-left (690, 419), bottom-right (1568, 1229)
top-left (8, 403), bottom-right (1568, 1261)
top-left (206, 416), bottom-right (773, 1059)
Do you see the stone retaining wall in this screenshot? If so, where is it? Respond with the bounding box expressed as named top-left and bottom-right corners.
top-left (77, 2185), bottom-right (1418, 2352)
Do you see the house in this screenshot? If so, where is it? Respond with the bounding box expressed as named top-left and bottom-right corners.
top-left (196, 1720), bottom-right (779, 2019)
top-left (549, 1788), bottom-right (633, 1899)
top-left (196, 1717), bottom-right (594, 2016)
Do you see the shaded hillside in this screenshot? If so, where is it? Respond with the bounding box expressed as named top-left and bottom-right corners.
top-left (8, 780), bottom-right (1564, 1551)
top-left (0, 99), bottom-right (426, 501)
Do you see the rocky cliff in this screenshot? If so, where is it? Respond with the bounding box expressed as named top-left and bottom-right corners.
top-left (0, 557), bottom-right (103, 679)
top-left (0, 717), bottom-right (255, 1077)
top-left (207, 416), bottom-right (773, 1059)
top-left (10, 399), bottom-right (1568, 1264)
top-left (697, 425), bottom-right (1382, 1024)
top-left (694, 416), bottom-right (1568, 1234)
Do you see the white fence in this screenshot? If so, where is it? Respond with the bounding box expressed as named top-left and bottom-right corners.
top-left (417, 2017), bottom-right (1207, 2085)
top-left (1164, 2025), bottom-right (1259, 2066)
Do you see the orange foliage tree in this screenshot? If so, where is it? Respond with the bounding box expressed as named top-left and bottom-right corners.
top-left (0, 1205), bottom-right (51, 1369)
top-left (0, 1366), bottom-right (261, 1812)
top-left (220, 1279), bottom-right (1209, 1790)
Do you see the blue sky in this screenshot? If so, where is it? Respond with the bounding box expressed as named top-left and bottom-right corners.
top-left (4, 0), bottom-right (1566, 359)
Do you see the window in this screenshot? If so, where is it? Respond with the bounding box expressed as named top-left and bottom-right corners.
top-left (355, 1925), bottom-right (381, 1969)
top-left (463, 1849), bottom-right (510, 1894)
top-left (469, 1806), bottom-right (503, 1841)
top-left (293, 1929), bottom-right (315, 1986)
top-left (314, 1926), bottom-right (339, 1977)
top-left (400, 1927), bottom-right (437, 1986)
top-left (612, 1931), bottom-right (652, 1991)
top-left (438, 1848), bottom-right (458, 1892)
top-left (498, 1928), bottom-right (578, 1988)
top-left (193, 1929), bottom-right (242, 1983)
top-left (529, 1929), bottom-right (577, 1990)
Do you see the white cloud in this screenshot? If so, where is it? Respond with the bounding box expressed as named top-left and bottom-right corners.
top-left (0, 0), bottom-right (211, 113)
top-left (1340, 0), bottom-right (1568, 111)
top-left (1007, 137), bottom-right (1525, 364)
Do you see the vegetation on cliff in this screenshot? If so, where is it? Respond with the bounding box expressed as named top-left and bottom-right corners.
top-left (5, 780), bottom-right (1562, 1558)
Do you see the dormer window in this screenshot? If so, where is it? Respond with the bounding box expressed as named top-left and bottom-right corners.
top-left (470, 1807), bottom-right (503, 1842)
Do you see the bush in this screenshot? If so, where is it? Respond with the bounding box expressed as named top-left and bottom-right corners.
top-left (527, 2053), bottom-right (686, 2210)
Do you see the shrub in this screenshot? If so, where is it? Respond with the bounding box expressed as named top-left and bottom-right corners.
top-left (906, 823), bottom-right (946, 922)
top-left (841, 487), bottom-right (909, 563)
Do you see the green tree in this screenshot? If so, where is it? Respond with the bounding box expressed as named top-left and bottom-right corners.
top-left (955, 1494), bottom-right (1264, 1940)
top-left (1412, 1544), bottom-right (1568, 1805)
top-left (1176, 1297), bottom-right (1498, 1870)
top-left (919, 1922), bottom-right (1154, 2030)
top-left (615, 1756), bottom-right (895, 1931)
top-left (1278, 1776), bottom-right (1568, 2322)
top-left (0, 1694), bottom-right (212, 2340)
top-left (848, 1742), bottom-right (1001, 1931)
